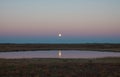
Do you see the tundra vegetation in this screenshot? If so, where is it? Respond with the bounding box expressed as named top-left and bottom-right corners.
top-left (0, 58), bottom-right (120, 77)
top-left (0, 43), bottom-right (120, 52)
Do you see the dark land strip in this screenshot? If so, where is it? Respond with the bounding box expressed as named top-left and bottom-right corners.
top-left (0, 43), bottom-right (120, 52)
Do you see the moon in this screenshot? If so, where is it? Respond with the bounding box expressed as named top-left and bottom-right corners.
top-left (59, 34), bottom-right (62, 37)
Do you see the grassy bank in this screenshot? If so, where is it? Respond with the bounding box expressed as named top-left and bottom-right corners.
top-left (0, 43), bottom-right (120, 52)
top-left (0, 58), bottom-right (120, 77)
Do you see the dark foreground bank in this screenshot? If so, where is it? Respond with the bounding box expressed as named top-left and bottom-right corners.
top-left (0, 58), bottom-right (120, 77)
top-left (0, 43), bottom-right (120, 52)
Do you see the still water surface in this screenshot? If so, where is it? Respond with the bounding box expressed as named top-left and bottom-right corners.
top-left (0, 50), bottom-right (120, 59)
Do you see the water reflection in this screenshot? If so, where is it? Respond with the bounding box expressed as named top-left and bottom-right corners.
top-left (58, 50), bottom-right (62, 58)
top-left (0, 50), bottom-right (120, 59)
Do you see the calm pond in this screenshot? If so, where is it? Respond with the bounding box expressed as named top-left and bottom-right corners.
top-left (0, 50), bottom-right (120, 59)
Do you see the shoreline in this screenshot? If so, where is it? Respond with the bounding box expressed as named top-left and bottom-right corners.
top-left (0, 43), bottom-right (120, 52)
top-left (0, 57), bottom-right (120, 63)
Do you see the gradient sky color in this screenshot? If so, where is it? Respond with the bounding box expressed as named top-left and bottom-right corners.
top-left (0, 0), bottom-right (120, 43)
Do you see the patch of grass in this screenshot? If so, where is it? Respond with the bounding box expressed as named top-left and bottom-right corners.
top-left (0, 58), bottom-right (120, 77)
top-left (0, 43), bottom-right (120, 52)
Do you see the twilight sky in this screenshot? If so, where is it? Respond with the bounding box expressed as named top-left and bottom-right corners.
top-left (0, 0), bottom-right (120, 43)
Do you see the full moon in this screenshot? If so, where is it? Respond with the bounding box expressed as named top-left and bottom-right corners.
top-left (59, 34), bottom-right (62, 37)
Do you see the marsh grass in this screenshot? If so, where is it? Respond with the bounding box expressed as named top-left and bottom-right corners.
top-left (0, 58), bottom-right (120, 77)
top-left (0, 43), bottom-right (120, 52)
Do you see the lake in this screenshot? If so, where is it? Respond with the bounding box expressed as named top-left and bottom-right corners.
top-left (0, 50), bottom-right (120, 59)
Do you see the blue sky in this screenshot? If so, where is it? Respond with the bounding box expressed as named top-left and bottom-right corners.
top-left (0, 0), bottom-right (120, 43)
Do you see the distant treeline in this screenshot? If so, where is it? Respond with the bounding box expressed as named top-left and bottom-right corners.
top-left (0, 43), bottom-right (120, 52)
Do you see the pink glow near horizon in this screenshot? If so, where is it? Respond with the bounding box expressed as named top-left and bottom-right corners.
top-left (0, 21), bottom-right (120, 37)
top-left (0, 0), bottom-right (120, 38)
